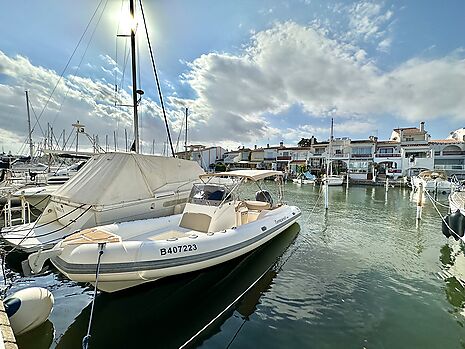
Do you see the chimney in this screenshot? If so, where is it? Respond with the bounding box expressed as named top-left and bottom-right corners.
top-left (266, 143), bottom-right (270, 148)
top-left (420, 121), bottom-right (425, 133)
top-left (279, 141), bottom-right (284, 148)
top-left (310, 136), bottom-right (315, 145)
top-left (254, 145), bottom-right (257, 150)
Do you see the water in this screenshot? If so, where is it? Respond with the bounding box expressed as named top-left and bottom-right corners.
top-left (2, 184), bottom-right (465, 348)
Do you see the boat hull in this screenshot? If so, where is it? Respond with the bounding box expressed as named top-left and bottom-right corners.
top-left (50, 206), bottom-right (301, 292)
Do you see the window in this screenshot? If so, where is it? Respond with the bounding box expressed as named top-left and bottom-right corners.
top-left (379, 148), bottom-right (393, 154)
top-left (405, 137), bottom-right (414, 141)
top-left (434, 151), bottom-right (441, 156)
top-left (352, 147), bottom-right (372, 155)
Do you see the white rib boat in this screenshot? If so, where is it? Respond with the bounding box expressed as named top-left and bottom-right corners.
top-left (26, 170), bottom-right (301, 293)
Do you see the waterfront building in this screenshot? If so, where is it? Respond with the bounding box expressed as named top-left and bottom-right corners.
top-left (187, 123), bottom-right (464, 180)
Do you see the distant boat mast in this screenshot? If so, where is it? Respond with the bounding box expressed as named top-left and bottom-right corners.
top-left (25, 90), bottom-right (33, 158)
top-left (130, 0), bottom-right (139, 153)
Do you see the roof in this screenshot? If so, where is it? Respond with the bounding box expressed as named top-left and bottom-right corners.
top-left (200, 169), bottom-right (282, 181)
top-left (393, 127), bottom-right (423, 135)
top-left (429, 139), bottom-right (462, 144)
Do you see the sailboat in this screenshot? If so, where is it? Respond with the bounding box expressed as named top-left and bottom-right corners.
top-left (323, 118), bottom-right (344, 186)
top-left (0, 0), bottom-right (203, 253)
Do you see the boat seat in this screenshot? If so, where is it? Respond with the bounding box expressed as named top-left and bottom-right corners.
top-left (62, 228), bottom-right (121, 246)
top-left (244, 200), bottom-right (271, 211)
top-left (179, 212), bottom-right (212, 233)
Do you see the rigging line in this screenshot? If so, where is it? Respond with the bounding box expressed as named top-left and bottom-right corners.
top-left (1, 203), bottom-right (87, 234)
top-left (51, 0), bottom-right (110, 126)
top-left (28, 95), bottom-right (46, 138)
top-left (139, 0), bottom-right (175, 157)
top-left (4, 204), bottom-right (92, 257)
top-left (175, 114), bottom-right (185, 153)
top-left (114, 0), bottom-right (125, 105)
top-left (31, 0), bottom-right (106, 133)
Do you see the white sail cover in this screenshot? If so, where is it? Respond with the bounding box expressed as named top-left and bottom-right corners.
top-left (52, 153), bottom-right (204, 206)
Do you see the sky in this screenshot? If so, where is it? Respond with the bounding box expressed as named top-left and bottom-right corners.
top-left (0, 0), bottom-right (464, 155)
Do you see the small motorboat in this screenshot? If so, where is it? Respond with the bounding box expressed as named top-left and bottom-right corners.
top-left (26, 170), bottom-right (301, 293)
top-left (3, 287), bottom-right (54, 335)
top-left (323, 174), bottom-right (344, 186)
top-left (411, 170), bottom-right (453, 194)
top-left (292, 171), bottom-right (315, 185)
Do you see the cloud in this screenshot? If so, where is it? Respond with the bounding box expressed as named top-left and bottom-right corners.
top-left (346, 1), bottom-right (393, 43)
top-left (1, 18), bottom-right (465, 153)
top-left (177, 21), bottom-right (465, 148)
top-left (0, 50), bottom-right (169, 153)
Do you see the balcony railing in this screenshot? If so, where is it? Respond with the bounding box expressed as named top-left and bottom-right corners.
top-left (276, 156), bottom-right (291, 161)
top-left (374, 153), bottom-right (401, 158)
top-left (441, 151), bottom-right (465, 156)
top-left (351, 154), bottom-right (372, 158)
top-left (434, 165), bottom-right (465, 170)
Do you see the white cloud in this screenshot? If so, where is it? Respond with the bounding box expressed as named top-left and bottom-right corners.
top-left (0, 51), bottom-right (170, 154)
top-left (346, 1), bottom-right (393, 42)
top-left (178, 21), bottom-right (465, 146)
top-left (1, 18), bottom-right (465, 153)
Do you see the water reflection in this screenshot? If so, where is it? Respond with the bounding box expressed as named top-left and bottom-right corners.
top-left (439, 242), bottom-right (465, 320)
top-left (16, 320), bottom-right (54, 349)
top-left (52, 223), bottom-right (300, 349)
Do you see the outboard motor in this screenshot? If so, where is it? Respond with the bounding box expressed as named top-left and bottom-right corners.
top-left (255, 190), bottom-right (273, 206)
top-left (442, 210), bottom-right (465, 240)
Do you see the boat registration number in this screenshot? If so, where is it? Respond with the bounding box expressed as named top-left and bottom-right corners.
top-left (160, 244), bottom-right (197, 255)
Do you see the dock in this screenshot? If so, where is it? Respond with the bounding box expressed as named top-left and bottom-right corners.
top-left (0, 301), bottom-right (17, 349)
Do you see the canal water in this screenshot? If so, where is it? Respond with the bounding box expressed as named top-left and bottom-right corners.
top-left (2, 184), bottom-right (465, 348)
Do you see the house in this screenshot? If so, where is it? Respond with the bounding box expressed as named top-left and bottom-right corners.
top-left (391, 122), bottom-right (434, 176)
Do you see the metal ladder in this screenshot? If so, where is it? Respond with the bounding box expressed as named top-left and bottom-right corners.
top-left (3, 193), bottom-right (31, 228)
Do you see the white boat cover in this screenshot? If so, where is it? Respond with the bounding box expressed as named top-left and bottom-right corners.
top-left (52, 153), bottom-right (204, 206)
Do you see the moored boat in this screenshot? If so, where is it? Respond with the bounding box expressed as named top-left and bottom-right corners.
top-left (26, 170), bottom-right (301, 292)
top-left (1, 152), bottom-right (204, 253)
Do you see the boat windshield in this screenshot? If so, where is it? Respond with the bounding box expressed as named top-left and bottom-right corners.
top-left (189, 184), bottom-right (232, 206)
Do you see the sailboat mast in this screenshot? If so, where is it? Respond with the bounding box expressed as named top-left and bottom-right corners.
top-left (184, 107), bottom-right (188, 158)
top-left (130, 0), bottom-right (139, 153)
top-left (25, 90), bottom-right (33, 158)
top-left (330, 117), bottom-right (333, 176)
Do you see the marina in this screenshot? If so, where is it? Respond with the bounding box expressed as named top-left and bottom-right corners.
top-left (1, 0), bottom-right (465, 348)
top-left (0, 183), bottom-right (464, 348)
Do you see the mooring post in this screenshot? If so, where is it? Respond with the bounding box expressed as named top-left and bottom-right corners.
top-left (385, 177), bottom-right (389, 192)
top-left (324, 176), bottom-right (329, 210)
top-left (416, 182), bottom-right (423, 220)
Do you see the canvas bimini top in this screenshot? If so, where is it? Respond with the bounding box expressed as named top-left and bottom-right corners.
top-left (199, 170), bottom-right (282, 182)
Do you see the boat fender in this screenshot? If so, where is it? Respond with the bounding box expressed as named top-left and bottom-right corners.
top-left (442, 210), bottom-right (465, 240)
top-left (3, 287), bottom-right (54, 335)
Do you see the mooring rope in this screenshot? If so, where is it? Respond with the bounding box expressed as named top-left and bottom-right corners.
top-left (179, 185), bottom-right (324, 349)
top-left (424, 190), bottom-right (462, 240)
top-left (82, 242), bottom-right (106, 349)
